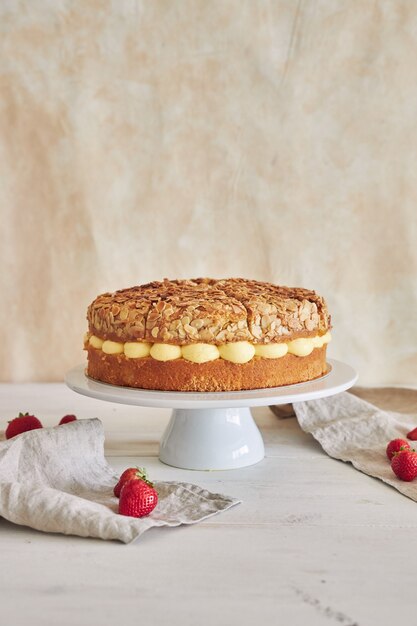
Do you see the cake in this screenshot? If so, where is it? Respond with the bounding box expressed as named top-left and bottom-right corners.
top-left (84, 278), bottom-right (332, 392)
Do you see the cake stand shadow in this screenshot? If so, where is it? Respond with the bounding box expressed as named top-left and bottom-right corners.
top-left (65, 359), bottom-right (357, 471)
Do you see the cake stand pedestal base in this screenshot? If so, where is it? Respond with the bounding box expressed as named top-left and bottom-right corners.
top-left (159, 407), bottom-right (265, 470)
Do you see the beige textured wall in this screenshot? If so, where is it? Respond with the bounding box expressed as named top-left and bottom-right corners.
top-left (0, 1), bottom-right (416, 385)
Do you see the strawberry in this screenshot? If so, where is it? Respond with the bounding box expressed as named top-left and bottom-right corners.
top-left (114, 466), bottom-right (149, 497)
top-left (119, 478), bottom-right (158, 518)
top-left (407, 427), bottom-right (417, 441)
top-left (386, 438), bottom-right (410, 461)
top-left (59, 414), bottom-right (77, 425)
top-left (391, 449), bottom-right (417, 482)
top-left (5, 412), bottom-right (43, 439)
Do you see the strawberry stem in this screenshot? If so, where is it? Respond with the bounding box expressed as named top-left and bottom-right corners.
top-left (136, 467), bottom-right (153, 487)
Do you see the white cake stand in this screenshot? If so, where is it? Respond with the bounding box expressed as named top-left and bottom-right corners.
top-left (65, 359), bottom-right (357, 471)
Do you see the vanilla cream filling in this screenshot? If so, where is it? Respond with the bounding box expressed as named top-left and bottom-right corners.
top-left (88, 332), bottom-right (331, 363)
top-left (150, 343), bottom-right (182, 362)
top-left (124, 342), bottom-right (152, 358)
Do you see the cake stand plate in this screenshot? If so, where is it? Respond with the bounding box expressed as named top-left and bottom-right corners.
top-left (65, 359), bottom-right (357, 471)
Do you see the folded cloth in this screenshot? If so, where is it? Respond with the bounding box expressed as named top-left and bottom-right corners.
top-left (292, 387), bottom-right (417, 500)
top-left (0, 419), bottom-right (240, 543)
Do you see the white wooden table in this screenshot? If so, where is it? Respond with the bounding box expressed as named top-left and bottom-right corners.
top-left (1, 383), bottom-right (416, 626)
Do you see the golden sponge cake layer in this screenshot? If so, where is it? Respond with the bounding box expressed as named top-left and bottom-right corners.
top-left (86, 345), bottom-right (328, 392)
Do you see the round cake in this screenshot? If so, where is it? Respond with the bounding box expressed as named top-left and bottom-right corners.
top-left (84, 278), bottom-right (332, 392)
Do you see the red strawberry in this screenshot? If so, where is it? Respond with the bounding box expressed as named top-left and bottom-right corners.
top-left (407, 427), bottom-right (417, 441)
top-left (386, 438), bottom-right (410, 461)
top-left (114, 466), bottom-right (149, 497)
top-left (5, 412), bottom-right (43, 439)
top-left (391, 449), bottom-right (417, 482)
top-left (119, 478), bottom-right (158, 518)
top-left (59, 414), bottom-right (77, 425)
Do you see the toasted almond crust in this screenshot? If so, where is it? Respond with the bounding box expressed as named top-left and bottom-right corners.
top-left (87, 278), bottom-right (331, 345)
top-left (86, 345), bottom-right (328, 392)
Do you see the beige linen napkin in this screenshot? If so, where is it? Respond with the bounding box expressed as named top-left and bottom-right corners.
top-left (285, 388), bottom-right (417, 500)
top-left (0, 419), bottom-right (240, 543)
